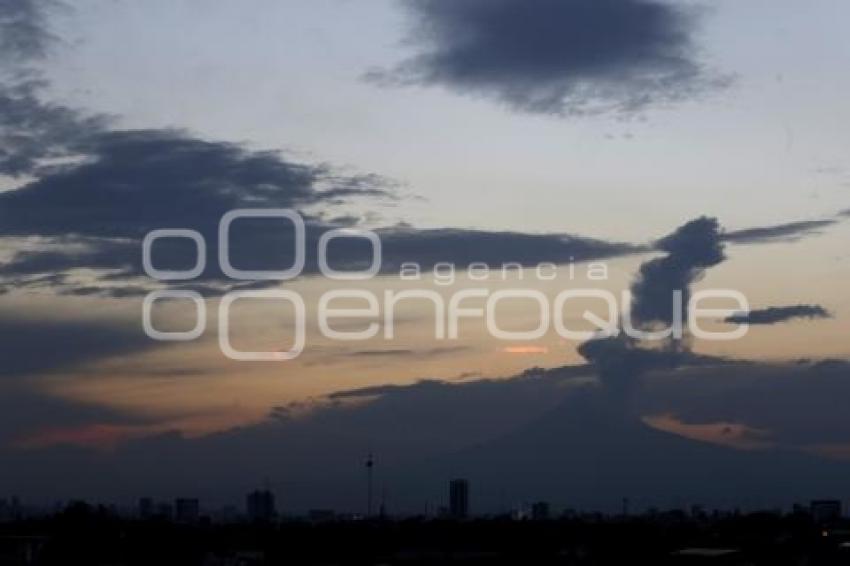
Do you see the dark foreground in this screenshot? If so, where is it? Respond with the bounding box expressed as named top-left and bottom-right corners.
top-left (3, 507), bottom-right (850, 565)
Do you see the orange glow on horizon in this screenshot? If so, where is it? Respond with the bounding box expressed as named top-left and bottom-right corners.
top-left (502, 345), bottom-right (550, 354)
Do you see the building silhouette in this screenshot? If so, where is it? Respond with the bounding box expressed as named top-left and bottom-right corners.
top-left (0, 497), bottom-right (22, 522)
top-left (449, 479), bottom-right (469, 519)
top-left (175, 498), bottom-right (200, 523)
top-left (138, 497), bottom-right (154, 520)
top-left (246, 489), bottom-right (276, 522)
top-left (155, 502), bottom-right (173, 521)
top-left (531, 501), bottom-right (550, 521)
top-left (365, 453), bottom-right (374, 517)
top-left (308, 509), bottom-right (336, 523)
top-left (811, 500), bottom-right (842, 523)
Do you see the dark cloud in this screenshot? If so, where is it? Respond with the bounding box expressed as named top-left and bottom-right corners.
top-left (377, 226), bottom-right (641, 271)
top-left (59, 285), bottom-right (152, 299)
top-left (349, 346), bottom-right (470, 358)
top-left (0, 386), bottom-right (152, 446)
top-left (0, 0), bottom-right (638, 295)
top-left (577, 335), bottom-right (720, 384)
top-left (372, 0), bottom-right (725, 115)
top-left (724, 304), bottom-right (831, 326)
top-left (0, 80), bottom-right (108, 176)
top-left (0, 0), bottom-right (829, 304)
top-left (0, 316), bottom-right (156, 379)
top-left (302, 346), bottom-right (473, 368)
top-left (631, 216), bottom-right (725, 327)
top-left (0, 1), bottom-right (826, 301)
top-left (0, 129), bottom-right (398, 238)
top-left (0, 129), bottom-right (640, 295)
top-left (574, 326), bottom-right (726, 399)
top-left (573, 214), bottom-right (836, 400)
top-left (0, 0), bottom-right (103, 176)
top-left (0, 128), bottom-right (402, 293)
top-left (577, 217), bottom-right (726, 397)
top-left (2, 185), bottom-right (835, 298)
top-left (0, 0), bottom-right (56, 65)
top-left (723, 219), bottom-right (838, 245)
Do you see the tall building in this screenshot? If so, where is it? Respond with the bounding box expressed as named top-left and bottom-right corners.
top-left (365, 453), bottom-right (374, 517)
top-left (246, 489), bottom-right (276, 522)
top-left (175, 498), bottom-right (200, 523)
top-left (449, 479), bottom-right (469, 519)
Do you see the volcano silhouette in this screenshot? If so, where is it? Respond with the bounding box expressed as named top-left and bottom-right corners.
top-left (398, 387), bottom-right (850, 513)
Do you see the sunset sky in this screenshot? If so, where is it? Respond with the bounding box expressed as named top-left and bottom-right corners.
top-left (1, 0), bottom-right (849, 512)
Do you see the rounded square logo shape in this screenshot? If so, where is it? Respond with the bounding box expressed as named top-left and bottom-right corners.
top-left (218, 290), bottom-right (305, 361)
top-left (318, 228), bottom-right (382, 280)
top-left (143, 290), bottom-right (206, 341)
top-left (143, 229), bottom-right (206, 281)
top-left (219, 209), bottom-right (305, 280)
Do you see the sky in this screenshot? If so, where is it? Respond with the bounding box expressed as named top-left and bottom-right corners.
top-left (36, 0), bottom-right (850, 237)
top-left (0, 0), bottom-right (849, 513)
